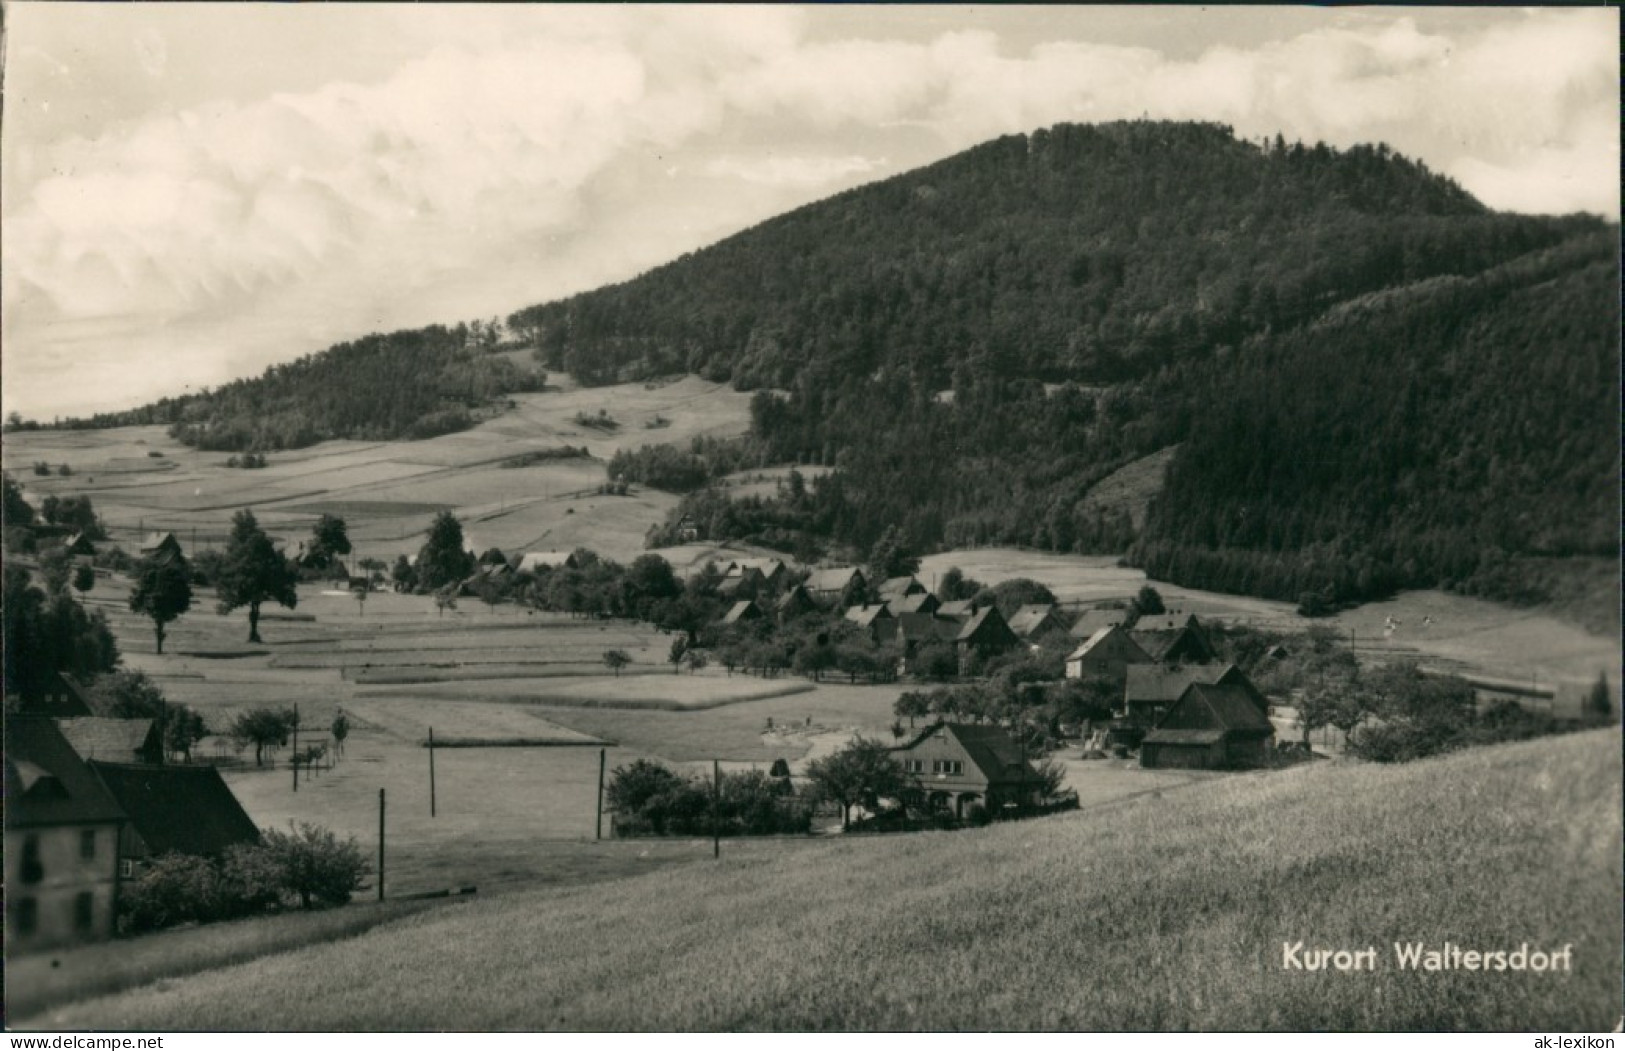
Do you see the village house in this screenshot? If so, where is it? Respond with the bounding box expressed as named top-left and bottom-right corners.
top-left (775, 584), bottom-right (817, 623)
top-left (5, 718), bottom-right (126, 952)
top-left (9, 669), bottom-right (96, 718)
top-left (720, 599), bottom-right (766, 626)
top-left (877, 575), bottom-right (927, 603)
top-left (937, 598), bottom-right (978, 620)
top-left (955, 606), bottom-right (1022, 670)
top-left (891, 722), bottom-right (1042, 820)
top-left (137, 531), bottom-right (184, 564)
top-left (1130, 612), bottom-right (1217, 663)
top-left (717, 566), bottom-right (768, 601)
top-left (65, 532), bottom-right (98, 558)
top-left (1064, 625), bottom-right (1153, 682)
top-left (886, 590), bottom-right (941, 617)
top-left (55, 717), bottom-right (164, 765)
top-left (1139, 682), bottom-right (1276, 770)
top-left (1122, 663), bottom-right (1266, 728)
top-left (875, 612), bottom-right (961, 667)
top-left (724, 558), bottom-right (789, 592)
top-left (843, 602), bottom-right (894, 638)
top-left (673, 515), bottom-right (701, 543)
top-left (88, 762), bottom-right (261, 879)
top-left (1007, 603), bottom-right (1065, 642)
top-left (1068, 607), bottom-right (1130, 640)
top-left (805, 566), bottom-right (866, 608)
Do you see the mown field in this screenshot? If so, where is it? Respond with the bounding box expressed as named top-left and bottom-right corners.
top-left (22, 730), bottom-right (1619, 1031)
top-left (1, 375), bottom-right (755, 564)
top-left (917, 547), bottom-right (1620, 693)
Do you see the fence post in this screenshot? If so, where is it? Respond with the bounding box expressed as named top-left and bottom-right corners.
top-left (378, 788), bottom-right (386, 902)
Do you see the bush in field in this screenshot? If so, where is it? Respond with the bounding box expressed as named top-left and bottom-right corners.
top-left (607, 761), bottom-right (812, 837)
top-left (119, 853), bottom-right (229, 932)
top-left (258, 824), bottom-right (370, 909)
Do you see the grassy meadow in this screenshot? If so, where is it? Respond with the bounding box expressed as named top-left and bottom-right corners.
top-left (22, 730), bottom-right (1620, 1031)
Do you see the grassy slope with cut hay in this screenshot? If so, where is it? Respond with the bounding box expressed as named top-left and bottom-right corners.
top-left (32, 730), bottom-right (1620, 1031)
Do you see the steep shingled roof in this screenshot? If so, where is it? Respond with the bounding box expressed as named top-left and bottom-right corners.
top-left (88, 762), bottom-right (259, 859)
top-left (1068, 608), bottom-right (1129, 638)
top-left (1159, 683), bottom-right (1275, 734)
top-left (5, 718), bottom-right (127, 829)
top-left (1006, 604), bottom-right (1061, 639)
top-left (55, 718), bottom-right (161, 764)
top-left (893, 722), bottom-right (1037, 785)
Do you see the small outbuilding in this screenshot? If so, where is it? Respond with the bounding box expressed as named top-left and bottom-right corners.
top-left (1139, 682), bottom-right (1275, 770)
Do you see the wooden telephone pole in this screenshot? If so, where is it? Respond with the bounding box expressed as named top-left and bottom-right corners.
top-left (377, 788), bottom-right (386, 902)
top-left (428, 726), bottom-right (437, 818)
top-left (595, 748), bottom-right (606, 840)
top-left (712, 759), bottom-right (721, 860)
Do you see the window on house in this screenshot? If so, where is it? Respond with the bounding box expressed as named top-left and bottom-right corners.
top-left (932, 760), bottom-right (963, 775)
top-left (16, 897), bottom-right (38, 937)
top-left (74, 891), bottom-right (95, 932)
top-left (81, 829), bottom-right (97, 860)
top-left (903, 759), bottom-right (925, 774)
top-left (21, 834), bottom-right (43, 884)
top-left (120, 859), bottom-right (135, 879)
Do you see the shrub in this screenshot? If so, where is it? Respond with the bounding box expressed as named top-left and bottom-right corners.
top-left (259, 824), bottom-right (371, 909)
top-left (119, 853), bottom-right (229, 933)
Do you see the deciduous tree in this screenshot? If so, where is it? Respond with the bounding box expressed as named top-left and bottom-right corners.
top-left (216, 511), bottom-right (298, 643)
top-left (128, 554), bottom-right (194, 654)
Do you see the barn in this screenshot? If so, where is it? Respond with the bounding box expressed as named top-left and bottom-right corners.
top-left (1140, 682), bottom-right (1275, 770)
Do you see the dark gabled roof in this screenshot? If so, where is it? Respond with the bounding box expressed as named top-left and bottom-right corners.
top-left (1066, 625), bottom-right (1152, 663)
top-left (721, 599), bottom-right (763, 624)
top-left (776, 585), bottom-right (814, 612)
top-left (1069, 608), bottom-right (1130, 638)
top-left (1130, 624), bottom-right (1215, 662)
top-left (5, 718), bottom-right (127, 828)
top-left (1159, 683), bottom-right (1275, 735)
top-left (844, 603), bottom-right (893, 627)
top-left (886, 592), bottom-right (939, 616)
top-left (1124, 663), bottom-right (1236, 704)
top-left (55, 718), bottom-right (160, 763)
top-left (88, 762), bottom-right (259, 858)
top-left (139, 532), bottom-right (182, 555)
top-left (893, 722), bottom-right (1037, 785)
top-left (882, 612), bottom-right (961, 645)
top-left (805, 566), bottom-right (862, 593)
top-left (1133, 612), bottom-right (1202, 633)
top-left (1006, 604), bottom-right (1060, 638)
top-left (957, 605), bottom-right (1016, 645)
top-left (877, 575), bottom-right (924, 599)
top-left (937, 599), bottom-right (976, 619)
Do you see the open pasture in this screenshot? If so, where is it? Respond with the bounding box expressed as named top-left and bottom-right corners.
top-left (364, 671), bottom-right (818, 711)
top-left (34, 730), bottom-right (1620, 1031)
top-left (4, 374), bottom-right (752, 565)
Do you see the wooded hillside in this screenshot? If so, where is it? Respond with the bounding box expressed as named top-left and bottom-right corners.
top-left (511, 121), bottom-right (1616, 612)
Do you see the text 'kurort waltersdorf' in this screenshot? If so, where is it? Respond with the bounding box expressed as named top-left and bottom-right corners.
top-left (1281, 941), bottom-right (1575, 972)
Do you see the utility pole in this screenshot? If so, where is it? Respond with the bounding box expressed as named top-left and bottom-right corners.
top-left (595, 747), bottom-right (605, 840)
top-left (428, 726), bottom-right (437, 818)
top-left (291, 703), bottom-right (299, 793)
top-left (712, 759), bottom-right (721, 860)
top-left (377, 788), bottom-right (386, 902)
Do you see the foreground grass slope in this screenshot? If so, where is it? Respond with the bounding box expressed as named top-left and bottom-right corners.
top-left (34, 731), bottom-right (1620, 1031)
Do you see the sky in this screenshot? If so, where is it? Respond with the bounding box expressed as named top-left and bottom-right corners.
top-left (2, 4), bottom-right (1618, 420)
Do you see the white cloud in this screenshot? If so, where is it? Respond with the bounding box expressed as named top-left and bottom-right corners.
top-left (1, 6), bottom-right (1616, 419)
top-left (705, 153), bottom-right (886, 187)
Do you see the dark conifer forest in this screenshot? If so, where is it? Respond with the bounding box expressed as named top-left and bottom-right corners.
top-left (69, 121), bottom-right (1619, 611)
top-left (513, 122), bottom-right (1617, 610)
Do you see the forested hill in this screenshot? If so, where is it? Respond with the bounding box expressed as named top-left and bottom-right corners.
top-left (508, 120), bottom-right (1616, 614)
top-left (508, 121), bottom-right (1583, 389)
top-left (55, 322), bottom-right (545, 451)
